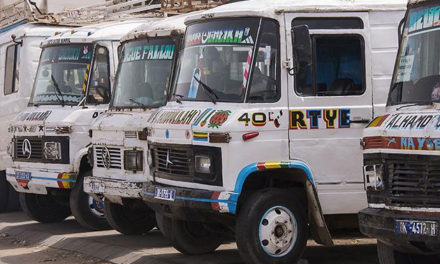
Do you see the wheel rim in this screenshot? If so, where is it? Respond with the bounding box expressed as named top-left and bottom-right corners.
top-left (88, 196), bottom-right (105, 217)
top-left (258, 206), bottom-right (298, 258)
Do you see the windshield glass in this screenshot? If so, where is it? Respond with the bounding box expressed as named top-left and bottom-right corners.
top-left (173, 18), bottom-right (263, 103)
top-left (389, 3), bottom-right (440, 105)
top-left (112, 38), bottom-right (176, 108)
top-left (30, 44), bottom-right (93, 105)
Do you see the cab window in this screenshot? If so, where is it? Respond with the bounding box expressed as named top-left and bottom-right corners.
top-left (296, 35), bottom-right (365, 97)
top-left (87, 46), bottom-right (111, 104)
top-left (4, 44), bottom-right (20, 95)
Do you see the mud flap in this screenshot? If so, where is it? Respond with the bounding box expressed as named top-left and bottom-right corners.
top-left (306, 180), bottom-right (333, 246)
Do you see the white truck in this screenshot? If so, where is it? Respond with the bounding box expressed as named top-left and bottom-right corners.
top-left (6, 19), bottom-right (148, 230)
top-left (140, 0), bottom-right (407, 263)
top-left (0, 0), bottom-right (72, 213)
top-left (83, 14), bottom-right (188, 235)
top-left (359, 0), bottom-right (440, 263)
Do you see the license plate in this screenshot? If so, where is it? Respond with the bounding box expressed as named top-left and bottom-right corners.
top-left (15, 171), bottom-right (31, 181)
top-left (395, 220), bottom-right (438, 237)
top-left (154, 187), bottom-right (175, 201)
top-left (89, 182), bottom-right (105, 193)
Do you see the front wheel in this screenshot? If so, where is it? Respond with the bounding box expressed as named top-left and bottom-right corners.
top-left (163, 216), bottom-right (223, 255)
top-left (19, 193), bottom-right (70, 223)
top-left (104, 200), bottom-right (156, 235)
top-left (377, 241), bottom-right (440, 264)
top-left (70, 171), bottom-right (109, 230)
top-left (236, 189), bottom-right (308, 264)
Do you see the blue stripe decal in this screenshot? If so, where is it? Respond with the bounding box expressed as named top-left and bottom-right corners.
top-left (234, 161), bottom-right (315, 194)
top-left (31, 176), bottom-right (76, 183)
top-left (0, 20), bottom-right (27, 34)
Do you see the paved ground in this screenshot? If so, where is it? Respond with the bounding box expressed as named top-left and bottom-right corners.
top-left (0, 212), bottom-right (379, 264)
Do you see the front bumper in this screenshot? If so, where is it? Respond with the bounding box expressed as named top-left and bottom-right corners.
top-left (141, 181), bottom-right (238, 218)
top-left (359, 207), bottom-right (440, 254)
top-left (84, 176), bottom-right (142, 202)
top-left (6, 166), bottom-right (76, 195)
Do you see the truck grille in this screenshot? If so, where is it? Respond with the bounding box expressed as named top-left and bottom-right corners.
top-left (95, 146), bottom-right (122, 169)
top-left (15, 138), bottom-right (43, 159)
top-left (387, 160), bottom-right (440, 208)
top-left (153, 146), bottom-right (192, 176)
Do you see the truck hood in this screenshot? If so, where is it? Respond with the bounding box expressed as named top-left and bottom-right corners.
top-left (91, 110), bottom-right (155, 132)
top-left (363, 106), bottom-right (440, 154)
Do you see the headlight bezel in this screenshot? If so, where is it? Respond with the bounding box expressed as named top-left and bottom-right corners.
top-left (194, 154), bottom-right (212, 174)
top-left (124, 149), bottom-right (144, 172)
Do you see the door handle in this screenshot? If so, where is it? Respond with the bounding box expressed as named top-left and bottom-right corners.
top-left (350, 118), bottom-right (371, 124)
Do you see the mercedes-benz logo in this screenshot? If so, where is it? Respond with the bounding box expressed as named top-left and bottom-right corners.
top-left (101, 147), bottom-right (111, 169)
top-left (165, 150), bottom-right (173, 168)
top-left (22, 139), bottom-right (32, 159)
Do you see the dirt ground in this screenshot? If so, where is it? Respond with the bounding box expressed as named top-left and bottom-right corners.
top-left (0, 233), bottom-right (111, 264)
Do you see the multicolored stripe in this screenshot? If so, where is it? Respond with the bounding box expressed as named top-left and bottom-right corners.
top-left (193, 108), bottom-right (212, 126)
top-left (367, 114), bottom-right (389, 128)
top-left (82, 64), bottom-right (91, 92)
top-left (57, 173), bottom-right (77, 189)
top-left (193, 132), bottom-right (208, 142)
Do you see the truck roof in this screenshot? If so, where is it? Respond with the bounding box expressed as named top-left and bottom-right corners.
top-left (185, 0), bottom-right (407, 23)
top-left (41, 19), bottom-right (148, 47)
top-left (0, 22), bottom-right (72, 38)
top-left (121, 12), bottom-right (201, 42)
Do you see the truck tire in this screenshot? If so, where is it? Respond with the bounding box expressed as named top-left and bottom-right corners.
top-left (236, 188), bottom-right (308, 264)
top-left (6, 185), bottom-right (20, 212)
top-left (156, 212), bottom-right (172, 238)
top-left (19, 193), bottom-right (70, 223)
top-left (70, 171), bottom-right (109, 230)
top-left (377, 241), bottom-right (439, 264)
top-left (104, 200), bottom-right (156, 235)
top-left (168, 218), bottom-right (222, 255)
top-left (0, 172), bottom-right (9, 213)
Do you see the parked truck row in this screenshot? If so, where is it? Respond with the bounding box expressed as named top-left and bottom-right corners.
top-left (1, 0), bottom-right (439, 263)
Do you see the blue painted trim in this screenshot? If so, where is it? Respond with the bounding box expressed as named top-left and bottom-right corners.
top-left (234, 161), bottom-right (315, 194)
top-left (31, 176), bottom-right (76, 183)
top-left (0, 20), bottom-right (27, 34)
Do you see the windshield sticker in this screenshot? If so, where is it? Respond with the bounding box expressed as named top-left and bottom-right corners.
top-left (408, 6), bottom-right (440, 34)
top-left (188, 68), bottom-right (201, 98)
top-left (123, 44), bottom-right (175, 62)
top-left (58, 46), bottom-right (91, 61)
top-left (364, 136), bottom-right (440, 151)
top-left (186, 27), bottom-right (254, 46)
top-left (395, 55), bottom-right (414, 82)
top-left (290, 109), bottom-right (351, 129)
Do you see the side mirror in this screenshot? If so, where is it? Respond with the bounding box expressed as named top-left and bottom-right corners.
top-left (291, 25), bottom-right (312, 75)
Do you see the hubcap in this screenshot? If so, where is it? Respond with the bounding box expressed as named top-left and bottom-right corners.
top-left (259, 206), bottom-right (298, 257)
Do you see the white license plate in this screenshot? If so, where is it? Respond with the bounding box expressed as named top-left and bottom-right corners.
top-left (154, 187), bottom-right (175, 201)
top-left (15, 171), bottom-right (31, 181)
top-left (89, 182), bottom-right (105, 193)
top-left (395, 220), bottom-right (438, 237)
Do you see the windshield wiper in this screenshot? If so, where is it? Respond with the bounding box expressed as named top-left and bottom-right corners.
top-left (51, 74), bottom-right (65, 106)
top-left (129, 98), bottom-right (148, 108)
top-left (396, 101), bottom-right (432, 111)
top-left (193, 76), bottom-right (219, 104)
top-left (173, 93), bottom-right (184, 104)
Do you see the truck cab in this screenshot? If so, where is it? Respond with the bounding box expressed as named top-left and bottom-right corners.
top-left (83, 15), bottom-right (187, 235)
top-left (140, 0), bottom-right (406, 263)
top-left (6, 20), bottom-right (145, 230)
top-left (359, 0), bottom-right (440, 262)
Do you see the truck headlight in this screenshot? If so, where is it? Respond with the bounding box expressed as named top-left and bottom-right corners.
top-left (195, 155), bottom-right (212, 174)
top-left (44, 142), bottom-right (62, 160)
top-left (124, 150), bottom-right (143, 172)
top-left (364, 164), bottom-right (384, 191)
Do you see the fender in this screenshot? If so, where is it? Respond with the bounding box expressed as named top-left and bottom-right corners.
top-left (73, 145), bottom-right (90, 174)
top-left (235, 160), bottom-right (333, 246)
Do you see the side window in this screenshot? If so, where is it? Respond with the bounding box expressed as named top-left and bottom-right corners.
top-left (87, 46), bottom-right (111, 104)
top-left (4, 44), bottom-right (20, 95)
top-left (296, 35), bottom-right (365, 96)
top-left (247, 19), bottom-right (280, 102)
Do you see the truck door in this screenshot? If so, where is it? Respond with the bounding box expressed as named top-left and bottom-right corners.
top-left (285, 13), bottom-right (372, 214)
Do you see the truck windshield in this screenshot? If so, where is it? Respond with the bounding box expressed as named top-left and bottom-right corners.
top-left (30, 44), bottom-right (93, 105)
top-left (389, 3), bottom-right (440, 105)
top-left (112, 38), bottom-right (175, 108)
top-left (173, 18), bottom-right (279, 103)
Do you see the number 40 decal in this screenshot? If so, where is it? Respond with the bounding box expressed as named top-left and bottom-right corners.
top-left (238, 111), bottom-right (282, 127)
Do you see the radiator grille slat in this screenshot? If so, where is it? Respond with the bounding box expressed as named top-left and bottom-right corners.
top-left (95, 146), bottom-right (122, 169)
